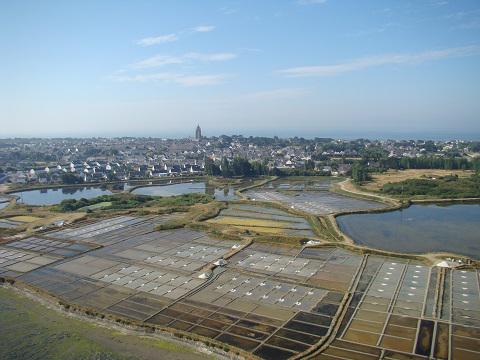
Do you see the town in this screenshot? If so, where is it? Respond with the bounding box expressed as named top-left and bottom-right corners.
top-left (1, 126), bottom-right (479, 186)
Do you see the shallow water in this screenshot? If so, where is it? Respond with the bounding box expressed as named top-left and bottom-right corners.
top-left (337, 203), bottom-right (480, 259)
top-left (11, 186), bottom-right (116, 206)
top-left (132, 181), bottom-right (237, 200)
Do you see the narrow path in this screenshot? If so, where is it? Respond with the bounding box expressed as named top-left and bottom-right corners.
top-left (334, 179), bottom-right (399, 206)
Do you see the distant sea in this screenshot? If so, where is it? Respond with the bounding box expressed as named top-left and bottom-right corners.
top-left (118, 129), bottom-right (480, 141)
top-left (2, 131), bottom-right (479, 141)
top-left (145, 131), bottom-right (480, 141)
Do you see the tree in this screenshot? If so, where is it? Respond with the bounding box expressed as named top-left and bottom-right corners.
top-left (205, 157), bottom-right (221, 176)
top-left (231, 157), bottom-right (253, 177)
top-left (251, 161), bottom-right (268, 176)
top-left (304, 159), bottom-right (315, 171)
top-left (220, 157), bottom-right (232, 177)
top-left (61, 173), bottom-right (83, 184)
top-left (360, 146), bottom-right (388, 162)
top-left (352, 162), bottom-right (370, 183)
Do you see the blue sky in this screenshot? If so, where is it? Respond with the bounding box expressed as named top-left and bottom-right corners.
top-left (1, 0), bottom-right (480, 139)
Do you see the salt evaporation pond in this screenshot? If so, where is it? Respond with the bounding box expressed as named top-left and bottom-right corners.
top-left (337, 203), bottom-right (480, 259)
top-left (12, 186), bottom-right (115, 206)
top-left (131, 181), bottom-right (238, 200)
top-left (246, 177), bottom-right (386, 215)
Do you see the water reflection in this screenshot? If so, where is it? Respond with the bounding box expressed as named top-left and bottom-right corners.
top-left (337, 203), bottom-right (480, 259)
top-left (132, 181), bottom-right (237, 200)
top-left (12, 186), bottom-right (117, 206)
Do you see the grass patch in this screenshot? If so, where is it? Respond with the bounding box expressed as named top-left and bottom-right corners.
top-left (78, 201), bottom-right (112, 211)
top-left (156, 202), bottom-right (226, 231)
top-left (152, 193), bottom-right (212, 207)
top-left (8, 215), bottom-right (41, 223)
top-left (226, 225), bottom-right (290, 235)
top-left (251, 234), bottom-right (306, 246)
top-left (0, 287), bottom-right (209, 360)
top-left (208, 216), bottom-right (299, 228)
top-left (360, 169), bottom-right (474, 192)
top-left (55, 193), bottom-right (213, 212)
top-left (309, 215), bottom-right (344, 242)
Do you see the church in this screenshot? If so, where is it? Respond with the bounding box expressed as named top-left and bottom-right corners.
top-left (195, 124), bottom-right (202, 140)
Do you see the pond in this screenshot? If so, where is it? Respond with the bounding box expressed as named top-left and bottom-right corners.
top-left (337, 203), bottom-right (480, 259)
top-left (11, 186), bottom-right (117, 206)
top-left (131, 181), bottom-right (238, 200)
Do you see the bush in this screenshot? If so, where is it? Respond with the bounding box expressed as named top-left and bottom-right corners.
top-left (55, 192), bottom-right (213, 212)
top-left (382, 174), bottom-right (480, 198)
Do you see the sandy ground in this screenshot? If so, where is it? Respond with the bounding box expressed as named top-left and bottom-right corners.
top-left (335, 179), bottom-right (399, 205)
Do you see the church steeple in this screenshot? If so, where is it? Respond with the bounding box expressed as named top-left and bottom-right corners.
top-left (195, 124), bottom-right (202, 140)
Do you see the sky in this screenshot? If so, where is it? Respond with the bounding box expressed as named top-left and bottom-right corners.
top-left (1, 0), bottom-right (480, 139)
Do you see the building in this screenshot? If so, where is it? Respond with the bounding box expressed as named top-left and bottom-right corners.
top-left (195, 124), bottom-right (202, 140)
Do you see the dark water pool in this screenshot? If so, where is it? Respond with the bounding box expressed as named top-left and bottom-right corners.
top-left (337, 203), bottom-right (480, 259)
top-left (12, 186), bottom-right (115, 206)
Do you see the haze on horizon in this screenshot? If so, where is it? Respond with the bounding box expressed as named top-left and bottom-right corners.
top-left (1, 0), bottom-right (480, 139)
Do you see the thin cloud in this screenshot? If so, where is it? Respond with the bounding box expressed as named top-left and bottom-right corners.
top-left (241, 88), bottom-right (309, 100)
top-left (112, 72), bottom-right (228, 86)
top-left (136, 25), bottom-right (215, 46)
top-left (194, 25), bottom-right (215, 32)
top-left (444, 9), bottom-right (480, 20)
top-left (175, 74), bottom-right (227, 86)
top-left (132, 55), bottom-right (184, 69)
top-left (278, 45), bottom-right (480, 77)
top-left (185, 52), bottom-right (236, 61)
top-left (137, 34), bottom-right (178, 46)
top-left (132, 52), bottom-right (237, 69)
top-left (444, 9), bottom-right (480, 30)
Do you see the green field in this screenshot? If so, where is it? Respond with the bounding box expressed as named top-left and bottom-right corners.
top-left (0, 287), bottom-right (212, 360)
top-left (79, 201), bottom-right (113, 211)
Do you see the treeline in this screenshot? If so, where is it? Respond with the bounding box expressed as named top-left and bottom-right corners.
top-left (378, 157), bottom-right (480, 171)
top-left (469, 142), bottom-right (480, 152)
top-left (205, 157), bottom-right (269, 177)
top-left (204, 157), bottom-right (326, 178)
top-left (351, 156), bottom-right (480, 184)
top-left (61, 173), bottom-right (84, 184)
top-left (271, 168), bottom-right (323, 176)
